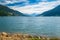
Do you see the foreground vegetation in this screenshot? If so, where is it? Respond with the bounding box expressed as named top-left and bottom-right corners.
top-left (0, 32), bottom-right (60, 40)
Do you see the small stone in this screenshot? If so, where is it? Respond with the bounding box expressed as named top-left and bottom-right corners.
top-left (1, 32), bottom-right (8, 37)
top-left (33, 35), bottom-right (38, 38)
top-left (23, 34), bottom-right (32, 38)
top-left (47, 37), bottom-right (50, 40)
top-left (40, 36), bottom-right (47, 40)
top-left (38, 36), bottom-right (41, 39)
top-left (17, 34), bottom-right (23, 37)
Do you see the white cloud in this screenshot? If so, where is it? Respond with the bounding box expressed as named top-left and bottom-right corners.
top-left (0, 0), bottom-right (29, 5)
top-left (0, 0), bottom-right (60, 14)
top-left (10, 1), bottom-right (60, 14)
top-left (6, 0), bottom-right (28, 4)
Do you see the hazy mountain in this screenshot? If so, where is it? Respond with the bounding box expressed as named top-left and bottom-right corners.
top-left (38, 5), bottom-right (60, 16)
top-left (0, 5), bottom-right (24, 16)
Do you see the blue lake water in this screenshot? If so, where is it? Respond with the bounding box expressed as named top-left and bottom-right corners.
top-left (0, 16), bottom-right (60, 37)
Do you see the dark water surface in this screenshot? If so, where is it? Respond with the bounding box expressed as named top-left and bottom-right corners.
top-left (0, 16), bottom-right (60, 37)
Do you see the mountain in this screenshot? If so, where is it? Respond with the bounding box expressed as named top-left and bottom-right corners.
top-left (0, 5), bottom-right (24, 16)
top-left (38, 5), bottom-right (60, 16)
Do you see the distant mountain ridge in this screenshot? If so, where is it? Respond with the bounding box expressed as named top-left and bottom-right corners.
top-left (0, 5), bottom-right (24, 16)
top-left (38, 5), bottom-right (60, 16)
top-left (0, 4), bottom-right (60, 16)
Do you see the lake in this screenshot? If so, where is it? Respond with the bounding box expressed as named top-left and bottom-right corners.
top-left (0, 16), bottom-right (60, 37)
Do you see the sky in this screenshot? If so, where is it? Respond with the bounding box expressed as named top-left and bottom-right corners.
top-left (0, 0), bottom-right (60, 14)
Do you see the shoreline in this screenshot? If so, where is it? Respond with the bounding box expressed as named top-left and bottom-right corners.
top-left (0, 32), bottom-right (60, 40)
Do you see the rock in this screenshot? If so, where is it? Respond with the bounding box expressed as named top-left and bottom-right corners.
top-left (32, 35), bottom-right (38, 38)
top-left (2, 32), bottom-right (7, 35)
top-left (23, 34), bottom-right (32, 38)
top-left (39, 36), bottom-right (48, 40)
top-left (11, 34), bottom-right (24, 40)
top-left (17, 34), bottom-right (23, 38)
top-left (1, 32), bottom-right (8, 37)
top-left (47, 37), bottom-right (50, 40)
top-left (38, 36), bottom-right (41, 39)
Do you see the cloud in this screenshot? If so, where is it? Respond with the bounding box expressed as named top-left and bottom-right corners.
top-left (10, 0), bottom-right (60, 14)
top-left (0, 0), bottom-right (60, 14)
top-left (0, 0), bottom-right (29, 5)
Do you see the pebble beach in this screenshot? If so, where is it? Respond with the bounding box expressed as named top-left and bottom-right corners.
top-left (0, 32), bottom-right (60, 40)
